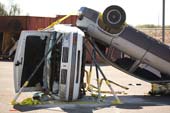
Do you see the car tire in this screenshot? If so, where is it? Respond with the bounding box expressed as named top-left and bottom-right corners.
top-left (103, 5), bottom-right (126, 28)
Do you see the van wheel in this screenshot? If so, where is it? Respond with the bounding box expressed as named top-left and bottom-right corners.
top-left (103, 5), bottom-right (126, 28)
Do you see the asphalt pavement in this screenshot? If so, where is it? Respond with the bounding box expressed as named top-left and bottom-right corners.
top-left (0, 61), bottom-right (170, 113)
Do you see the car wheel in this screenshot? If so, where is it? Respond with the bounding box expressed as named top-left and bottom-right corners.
top-left (103, 5), bottom-right (126, 28)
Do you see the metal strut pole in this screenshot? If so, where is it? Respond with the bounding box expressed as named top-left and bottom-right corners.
top-left (92, 49), bottom-right (101, 99)
top-left (85, 39), bottom-right (121, 104)
top-left (162, 0), bottom-right (165, 43)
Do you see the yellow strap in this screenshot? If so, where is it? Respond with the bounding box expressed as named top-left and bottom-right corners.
top-left (23, 81), bottom-right (29, 87)
top-left (105, 80), bottom-right (110, 85)
top-left (11, 100), bottom-right (17, 105)
top-left (43, 11), bottom-right (78, 30)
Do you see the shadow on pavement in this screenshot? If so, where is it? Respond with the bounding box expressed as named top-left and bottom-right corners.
top-left (13, 95), bottom-right (170, 112)
top-left (13, 95), bottom-right (112, 113)
top-left (14, 104), bottom-right (111, 113)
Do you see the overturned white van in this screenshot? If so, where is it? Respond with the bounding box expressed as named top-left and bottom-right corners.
top-left (13, 25), bottom-right (85, 101)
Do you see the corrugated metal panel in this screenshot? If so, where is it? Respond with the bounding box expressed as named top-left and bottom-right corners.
top-left (0, 15), bottom-right (78, 31)
top-left (27, 16), bottom-right (56, 30)
top-left (26, 15), bottom-right (78, 30)
top-left (0, 16), bottom-right (27, 32)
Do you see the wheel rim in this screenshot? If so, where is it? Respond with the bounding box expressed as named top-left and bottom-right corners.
top-left (106, 9), bottom-right (122, 25)
top-left (102, 5), bottom-right (126, 27)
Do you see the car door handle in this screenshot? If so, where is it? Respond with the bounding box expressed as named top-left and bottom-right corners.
top-left (15, 57), bottom-right (23, 66)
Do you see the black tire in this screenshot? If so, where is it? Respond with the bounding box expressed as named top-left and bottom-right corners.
top-left (103, 5), bottom-right (126, 28)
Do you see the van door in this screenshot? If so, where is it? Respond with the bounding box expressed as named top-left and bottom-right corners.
top-left (14, 31), bottom-right (51, 92)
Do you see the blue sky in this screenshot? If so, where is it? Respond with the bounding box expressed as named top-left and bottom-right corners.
top-left (0, 0), bottom-right (170, 26)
